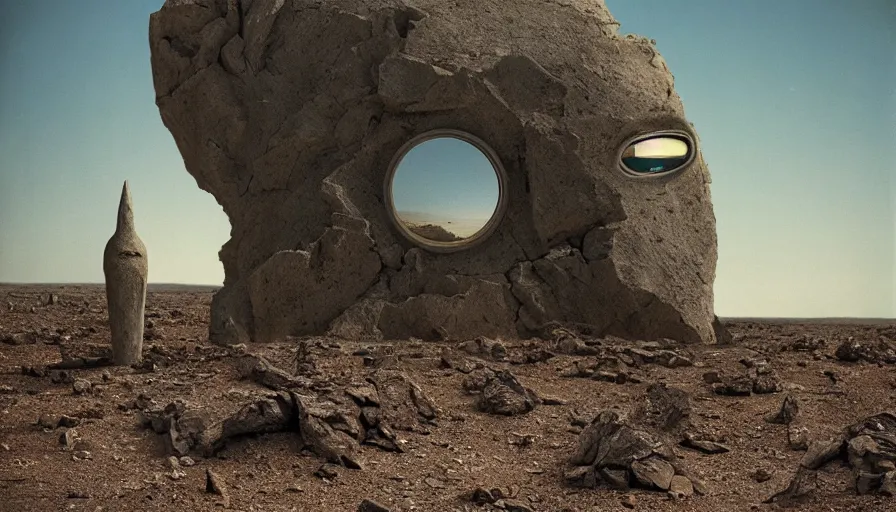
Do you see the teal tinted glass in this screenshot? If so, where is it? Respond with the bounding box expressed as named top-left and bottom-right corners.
top-left (621, 135), bottom-right (691, 175)
top-left (391, 137), bottom-right (500, 243)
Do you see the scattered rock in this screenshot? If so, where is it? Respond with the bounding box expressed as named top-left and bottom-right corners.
top-left (471, 487), bottom-right (497, 505)
top-left (752, 374), bottom-right (782, 394)
top-left (500, 499), bottom-right (534, 512)
top-left (369, 369), bottom-right (439, 430)
top-left (205, 469), bottom-right (230, 508)
top-left (473, 369), bottom-right (538, 416)
top-left (882, 471), bottom-right (896, 497)
top-left (50, 370), bottom-right (75, 384)
top-left (58, 415), bottom-right (80, 428)
top-left (358, 499), bottom-right (391, 512)
top-left (540, 396), bottom-right (568, 406)
top-left (37, 414), bottom-right (59, 429)
top-left (459, 337), bottom-right (508, 360)
top-left (440, 348), bottom-right (481, 374)
top-left (621, 494), bottom-right (637, 509)
top-left (785, 336), bottom-right (826, 352)
top-left (801, 438), bottom-right (845, 470)
top-left (772, 411), bottom-right (896, 500)
top-left (823, 369), bottom-right (840, 384)
top-left (424, 477), bottom-right (446, 489)
top-left (635, 383), bottom-right (690, 433)
top-left (72, 379), bottom-right (92, 395)
top-left (59, 429), bottom-right (78, 450)
top-left (712, 367), bottom-right (781, 396)
top-left (551, 331), bottom-right (600, 356)
top-left (139, 353), bottom-right (436, 469)
top-left (787, 426), bottom-right (810, 451)
top-left (567, 410), bottom-right (700, 494)
top-left (752, 468), bottom-right (773, 483)
top-left (766, 395), bottom-right (799, 425)
top-left (235, 354), bottom-right (311, 390)
top-left (680, 433), bottom-right (730, 454)
top-left (21, 365), bottom-right (46, 377)
top-left (711, 376), bottom-right (752, 396)
top-left (314, 463), bottom-right (340, 480)
top-left (1, 333), bottom-right (35, 345)
top-left (668, 475), bottom-right (694, 498)
top-left (701, 371), bottom-right (721, 384)
top-left (631, 456), bottom-right (675, 490)
top-left (766, 467), bottom-right (818, 504)
top-left (835, 338), bottom-right (896, 364)
top-left (462, 368), bottom-right (496, 394)
top-left (72, 450), bottom-right (92, 460)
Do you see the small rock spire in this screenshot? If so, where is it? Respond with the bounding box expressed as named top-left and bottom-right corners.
top-left (117, 180), bottom-right (135, 232)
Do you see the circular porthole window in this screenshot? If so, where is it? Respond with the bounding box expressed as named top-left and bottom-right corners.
top-left (617, 130), bottom-right (696, 178)
top-left (384, 129), bottom-right (508, 253)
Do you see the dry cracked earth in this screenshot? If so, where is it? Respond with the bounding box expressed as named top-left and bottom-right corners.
top-left (1, 284), bottom-right (895, 512)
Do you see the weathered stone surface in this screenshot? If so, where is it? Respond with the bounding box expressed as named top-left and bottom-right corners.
top-left (766, 394), bottom-right (800, 425)
top-left (835, 337), bottom-right (896, 364)
top-left (635, 383), bottom-right (690, 434)
top-left (567, 409), bottom-right (703, 494)
top-left (470, 369), bottom-right (538, 417)
top-left (369, 369), bottom-right (438, 430)
top-left (138, 355), bottom-right (437, 466)
top-left (631, 456), bottom-right (675, 490)
top-left (149, 0), bottom-right (719, 344)
top-left (680, 433), bottom-right (730, 455)
top-left (772, 412), bottom-right (896, 501)
top-left (788, 426), bottom-right (810, 451)
top-left (103, 182), bottom-right (147, 365)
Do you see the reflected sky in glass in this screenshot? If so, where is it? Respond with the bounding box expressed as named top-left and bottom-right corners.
top-left (391, 137), bottom-right (499, 238)
top-left (631, 137), bottom-right (688, 158)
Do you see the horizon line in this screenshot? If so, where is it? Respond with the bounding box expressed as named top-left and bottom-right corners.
top-left (0, 281), bottom-right (222, 288)
top-left (0, 282), bottom-right (892, 322)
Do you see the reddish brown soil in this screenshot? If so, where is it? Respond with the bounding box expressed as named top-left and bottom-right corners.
top-left (1, 284), bottom-right (894, 512)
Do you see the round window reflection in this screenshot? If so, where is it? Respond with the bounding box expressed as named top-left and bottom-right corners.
top-left (620, 133), bottom-right (693, 176)
top-left (387, 131), bottom-right (505, 252)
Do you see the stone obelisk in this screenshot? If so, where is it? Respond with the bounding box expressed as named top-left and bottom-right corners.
top-left (103, 181), bottom-right (148, 365)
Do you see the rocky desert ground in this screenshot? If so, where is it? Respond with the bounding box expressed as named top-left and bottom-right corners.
top-left (1, 284), bottom-right (894, 512)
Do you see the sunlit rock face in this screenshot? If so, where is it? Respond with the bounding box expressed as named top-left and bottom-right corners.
top-left (149, 0), bottom-right (719, 344)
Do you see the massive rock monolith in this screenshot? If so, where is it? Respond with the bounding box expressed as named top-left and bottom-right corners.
top-left (103, 181), bottom-right (148, 365)
top-left (149, 0), bottom-right (720, 344)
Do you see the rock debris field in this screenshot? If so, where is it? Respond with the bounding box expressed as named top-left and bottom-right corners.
top-left (1, 285), bottom-right (895, 511)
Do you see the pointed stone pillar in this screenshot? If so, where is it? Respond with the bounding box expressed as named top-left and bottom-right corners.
top-left (103, 181), bottom-right (148, 365)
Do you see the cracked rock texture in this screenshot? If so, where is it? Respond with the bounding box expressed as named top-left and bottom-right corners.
top-left (149, 0), bottom-right (719, 344)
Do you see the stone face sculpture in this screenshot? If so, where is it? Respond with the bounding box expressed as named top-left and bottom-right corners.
top-left (149, 0), bottom-right (719, 344)
top-left (103, 181), bottom-right (148, 364)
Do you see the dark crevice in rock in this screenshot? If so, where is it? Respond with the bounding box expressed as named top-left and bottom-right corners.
top-left (236, 0), bottom-right (247, 39)
top-left (163, 36), bottom-right (198, 59)
top-left (391, 7), bottom-right (426, 39)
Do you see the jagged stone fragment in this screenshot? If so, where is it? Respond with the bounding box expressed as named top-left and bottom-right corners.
top-left (567, 409), bottom-right (703, 494)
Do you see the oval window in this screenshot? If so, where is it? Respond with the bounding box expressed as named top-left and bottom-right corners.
top-left (385, 130), bottom-right (507, 253)
top-left (619, 132), bottom-right (695, 177)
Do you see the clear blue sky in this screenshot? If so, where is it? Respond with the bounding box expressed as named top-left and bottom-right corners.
top-left (0, 1), bottom-right (893, 318)
top-left (392, 137), bottom-right (499, 222)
